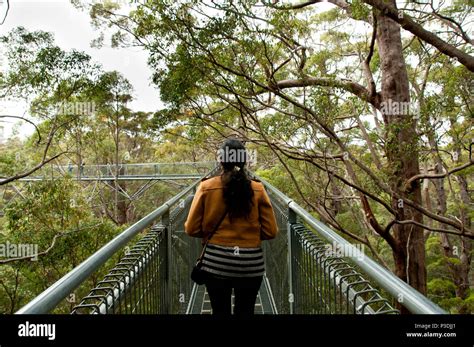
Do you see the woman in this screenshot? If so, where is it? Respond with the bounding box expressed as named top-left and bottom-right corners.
top-left (184, 139), bottom-right (278, 315)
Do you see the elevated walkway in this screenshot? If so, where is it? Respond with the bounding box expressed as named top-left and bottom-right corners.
top-left (14, 163), bottom-right (446, 315)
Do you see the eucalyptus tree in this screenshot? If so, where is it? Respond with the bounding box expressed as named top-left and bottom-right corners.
top-left (0, 26), bottom-right (101, 184)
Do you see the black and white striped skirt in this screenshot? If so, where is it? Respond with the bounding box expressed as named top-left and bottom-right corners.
top-left (201, 243), bottom-right (265, 278)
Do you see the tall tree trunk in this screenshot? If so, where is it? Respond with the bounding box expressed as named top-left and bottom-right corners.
top-left (114, 112), bottom-right (120, 223)
top-left (76, 129), bottom-right (82, 180)
top-left (116, 166), bottom-right (129, 225)
top-left (456, 175), bottom-right (472, 302)
top-left (376, 1), bottom-right (427, 305)
top-left (427, 128), bottom-right (472, 312)
top-left (421, 172), bottom-right (432, 241)
top-left (450, 121), bottom-right (472, 313)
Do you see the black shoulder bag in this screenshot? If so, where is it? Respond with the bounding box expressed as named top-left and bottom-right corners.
top-left (191, 210), bottom-right (227, 285)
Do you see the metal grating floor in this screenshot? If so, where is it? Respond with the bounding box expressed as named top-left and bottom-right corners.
top-left (189, 280), bottom-right (275, 314)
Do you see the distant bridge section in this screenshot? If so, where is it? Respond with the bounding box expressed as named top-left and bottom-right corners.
top-left (0, 162), bottom-right (216, 183)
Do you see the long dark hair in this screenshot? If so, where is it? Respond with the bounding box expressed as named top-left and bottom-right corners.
top-left (218, 139), bottom-right (254, 220)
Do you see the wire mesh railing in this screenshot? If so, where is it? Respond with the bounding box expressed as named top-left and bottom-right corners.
top-left (259, 175), bottom-right (446, 314)
top-left (71, 194), bottom-right (200, 314)
top-left (264, 193), bottom-right (398, 314)
top-left (71, 228), bottom-right (166, 314)
top-left (263, 191), bottom-right (290, 314)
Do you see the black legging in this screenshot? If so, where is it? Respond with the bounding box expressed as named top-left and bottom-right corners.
top-left (205, 275), bottom-right (263, 316)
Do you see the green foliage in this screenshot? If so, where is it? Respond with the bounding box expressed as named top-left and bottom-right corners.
top-left (0, 27), bottom-right (99, 100)
top-left (428, 278), bottom-right (456, 296)
top-left (156, 45), bottom-right (207, 107)
top-left (0, 179), bottom-right (120, 313)
top-left (351, 0), bottom-right (371, 21)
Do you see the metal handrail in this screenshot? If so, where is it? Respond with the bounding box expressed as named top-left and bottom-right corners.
top-left (15, 168), bottom-right (215, 314)
top-left (9, 174), bottom-right (203, 182)
top-left (74, 161), bottom-right (216, 168)
top-left (256, 175), bottom-right (446, 314)
top-left (1, 161), bottom-right (217, 183)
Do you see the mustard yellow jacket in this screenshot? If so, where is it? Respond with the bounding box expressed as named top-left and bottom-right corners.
top-left (184, 175), bottom-right (278, 247)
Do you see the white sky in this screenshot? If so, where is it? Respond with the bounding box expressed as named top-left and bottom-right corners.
top-left (0, 0), bottom-right (161, 140)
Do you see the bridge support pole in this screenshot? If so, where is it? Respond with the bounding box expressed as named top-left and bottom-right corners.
top-left (287, 208), bottom-right (296, 314)
top-left (162, 210), bottom-right (172, 314)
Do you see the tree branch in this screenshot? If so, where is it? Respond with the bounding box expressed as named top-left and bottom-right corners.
top-left (0, 151), bottom-right (68, 185)
top-left (363, 0), bottom-right (474, 72)
top-left (0, 223), bottom-right (103, 264)
top-left (268, 0), bottom-right (350, 11)
top-left (405, 160), bottom-right (474, 190)
top-left (428, 1), bottom-right (473, 45)
top-left (268, 0), bottom-right (474, 71)
top-left (0, 0), bottom-right (9, 25)
top-left (272, 77), bottom-right (381, 108)
top-left (385, 219), bottom-right (474, 239)
top-left (0, 115), bottom-right (41, 144)
top-left (363, 13), bottom-right (377, 98)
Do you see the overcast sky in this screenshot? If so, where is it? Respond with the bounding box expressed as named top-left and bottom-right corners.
top-left (0, 0), bottom-right (161, 139)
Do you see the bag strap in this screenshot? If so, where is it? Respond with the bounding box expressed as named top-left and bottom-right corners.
top-left (197, 209), bottom-right (227, 262)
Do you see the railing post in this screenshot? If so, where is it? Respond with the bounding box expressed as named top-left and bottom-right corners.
top-left (162, 209), bottom-right (172, 314)
top-left (287, 207), bottom-right (296, 314)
